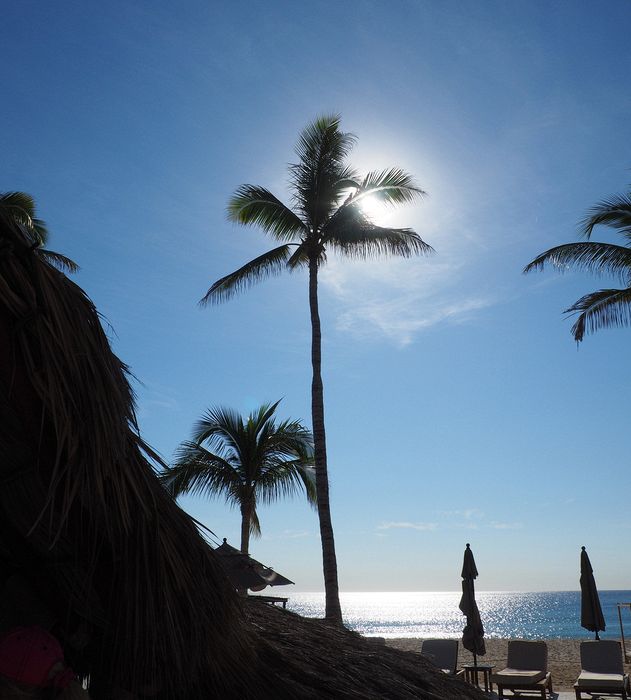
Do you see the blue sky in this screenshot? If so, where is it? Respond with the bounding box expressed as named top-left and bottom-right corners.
top-left (3, 0), bottom-right (631, 592)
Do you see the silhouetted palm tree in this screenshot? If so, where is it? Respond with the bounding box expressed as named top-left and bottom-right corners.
top-left (0, 191), bottom-right (77, 272)
top-left (161, 401), bottom-right (315, 555)
top-left (525, 189), bottom-right (631, 341)
top-left (202, 114), bottom-right (432, 622)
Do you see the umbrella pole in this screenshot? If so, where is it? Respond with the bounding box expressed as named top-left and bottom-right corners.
top-left (595, 631), bottom-right (600, 641)
top-left (472, 577), bottom-right (478, 666)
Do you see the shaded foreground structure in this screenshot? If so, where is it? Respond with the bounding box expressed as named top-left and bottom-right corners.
top-left (0, 209), bottom-right (483, 698)
top-left (246, 600), bottom-right (486, 699)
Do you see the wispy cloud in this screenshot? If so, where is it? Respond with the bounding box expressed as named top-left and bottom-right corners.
top-left (433, 509), bottom-right (522, 532)
top-left (320, 256), bottom-right (492, 347)
top-left (377, 521), bottom-right (438, 531)
top-left (436, 508), bottom-right (484, 530)
top-left (438, 509), bottom-right (484, 521)
top-left (136, 382), bottom-right (180, 419)
top-left (490, 521), bottom-right (523, 530)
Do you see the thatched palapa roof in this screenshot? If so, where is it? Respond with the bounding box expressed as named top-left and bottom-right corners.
top-left (246, 600), bottom-right (485, 699)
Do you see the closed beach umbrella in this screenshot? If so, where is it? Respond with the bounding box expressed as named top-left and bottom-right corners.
top-left (459, 543), bottom-right (486, 666)
top-left (580, 546), bottom-right (605, 640)
top-left (215, 538), bottom-right (294, 592)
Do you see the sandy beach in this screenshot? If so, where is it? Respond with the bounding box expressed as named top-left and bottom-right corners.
top-left (385, 637), bottom-right (628, 691)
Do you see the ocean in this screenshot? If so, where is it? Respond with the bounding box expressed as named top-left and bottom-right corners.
top-left (286, 590), bottom-right (631, 639)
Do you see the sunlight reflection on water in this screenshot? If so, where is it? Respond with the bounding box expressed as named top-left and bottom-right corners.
top-left (286, 591), bottom-right (629, 639)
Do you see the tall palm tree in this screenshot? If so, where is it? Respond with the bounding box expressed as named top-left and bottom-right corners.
top-left (0, 191), bottom-right (77, 272)
top-left (160, 400), bottom-right (315, 556)
top-left (524, 189), bottom-right (631, 341)
top-left (202, 114), bottom-right (432, 621)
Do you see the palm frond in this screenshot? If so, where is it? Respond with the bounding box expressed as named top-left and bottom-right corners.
top-left (163, 441), bottom-right (241, 502)
top-left (38, 248), bottom-right (80, 273)
top-left (323, 205), bottom-right (434, 258)
top-left (523, 242), bottom-right (631, 282)
top-left (262, 418), bottom-right (314, 457)
top-left (290, 114), bottom-right (357, 227)
top-left (201, 244), bottom-right (294, 304)
top-left (580, 193), bottom-right (631, 239)
top-left (249, 506), bottom-right (261, 537)
top-left (565, 287), bottom-right (631, 341)
top-left (192, 406), bottom-right (245, 457)
top-left (246, 401), bottom-right (283, 476)
top-left (333, 166), bottom-right (361, 191)
top-left (256, 461), bottom-right (317, 506)
top-left (0, 191), bottom-right (48, 243)
top-left (290, 159), bottom-right (346, 228)
top-left (300, 464), bottom-right (317, 504)
top-left (286, 243), bottom-right (310, 270)
top-left (227, 185), bottom-right (307, 241)
top-left (293, 114), bottom-right (356, 172)
top-left (356, 168), bottom-right (426, 206)
top-left (320, 170), bottom-right (426, 252)
top-left (251, 400), bottom-right (283, 431)
top-left (250, 406), bottom-right (313, 476)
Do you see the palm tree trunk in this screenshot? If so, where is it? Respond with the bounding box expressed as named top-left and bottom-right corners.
top-left (240, 502), bottom-right (251, 556)
top-left (308, 255), bottom-right (342, 624)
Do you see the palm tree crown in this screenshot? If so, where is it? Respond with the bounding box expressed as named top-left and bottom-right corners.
top-left (0, 191), bottom-right (78, 272)
top-left (524, 190), bottom-right (631, 341)
top-left (160, 400), bottom-right (315, 556)
top-left (202, 115), bottom-right (432, 303)
top-left (203, 114), bottom-right (432, 621)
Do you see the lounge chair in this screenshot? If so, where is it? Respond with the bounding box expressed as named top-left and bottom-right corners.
top-left (574, 639), bottom-right (630, 700)
top-left (420, 639), bottom-right (460, 675)
top-left (491, 640), bottom-right (553, 699)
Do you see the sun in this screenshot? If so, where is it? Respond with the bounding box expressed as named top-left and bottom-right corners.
top-left (358, 193), bottom-right (387, 221)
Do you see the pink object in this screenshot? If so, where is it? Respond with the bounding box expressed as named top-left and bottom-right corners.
top-left (0, 626), bottom-right (75, 688)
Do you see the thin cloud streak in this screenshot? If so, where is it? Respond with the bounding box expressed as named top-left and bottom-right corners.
top-left (320, 255), bottom-right (493, 347)
top-left (438, 509), bottom-right (484, 520)
top-left (436, 509), bottom-right (483, 530)
top-left (435, 509), bottom-right (524, 532)
top-left (377, 521), bottom-right (438, 531)
top-left (490, 521), bottom-right (523, 530)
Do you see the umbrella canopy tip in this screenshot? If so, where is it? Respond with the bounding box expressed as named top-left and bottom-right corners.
top-left (581, 545), bottom-right (586, 551)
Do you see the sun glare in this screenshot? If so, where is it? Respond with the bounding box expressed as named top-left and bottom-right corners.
top-left (359, 194), bottom-right (387, 221)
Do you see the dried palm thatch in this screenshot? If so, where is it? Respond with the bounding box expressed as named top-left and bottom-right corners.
top-left (0, 210), bottom-right (256, 698)
top-left (246, 600), bottom-right (485, 699)
top-left (0, 208), bottom-right (484, 699)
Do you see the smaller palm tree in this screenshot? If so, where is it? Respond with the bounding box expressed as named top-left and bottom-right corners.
top-left (524, 189), bottom-right (631, 341)
top-left (160, 400), bottom-right (315, 555)
top-left (0, 191), bottom-right (77, 272)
